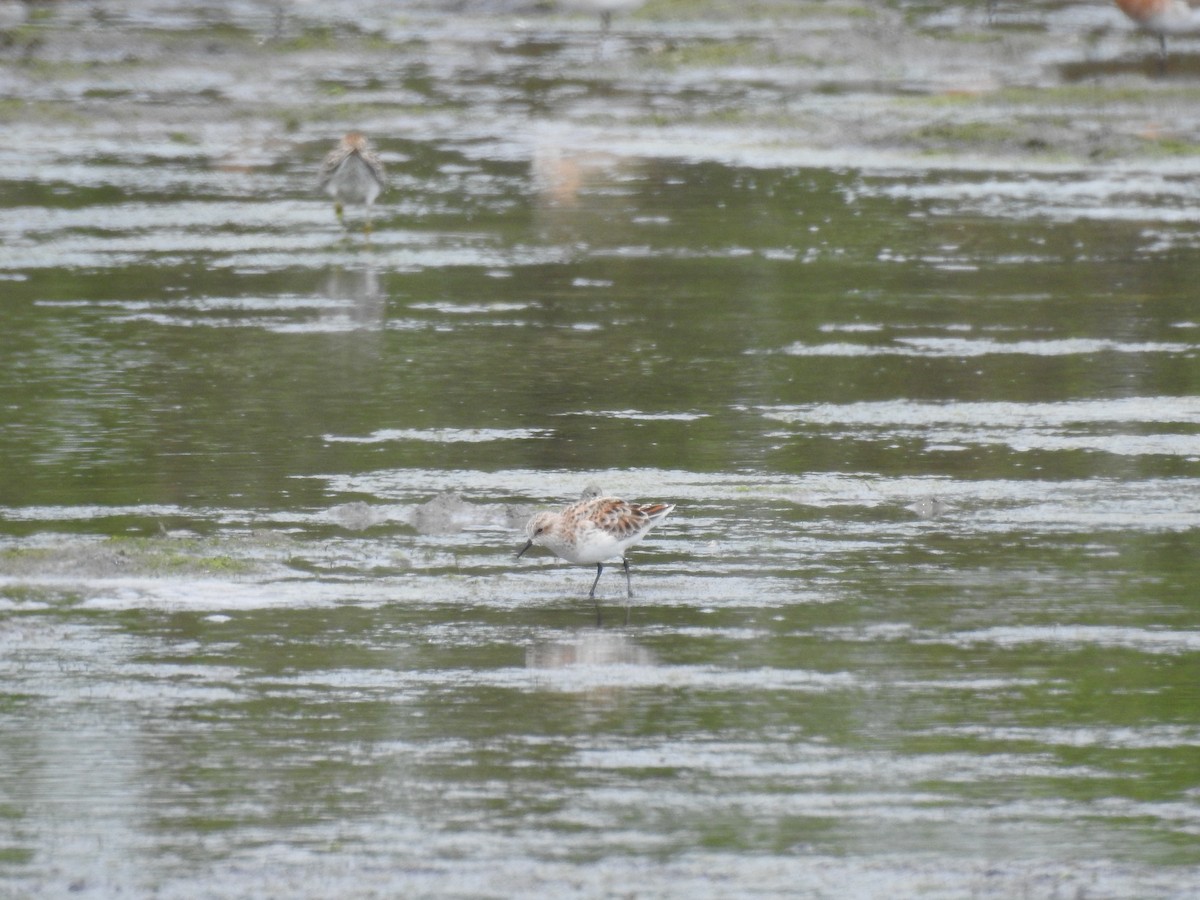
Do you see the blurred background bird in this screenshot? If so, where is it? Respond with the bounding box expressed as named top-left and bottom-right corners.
top-left (561, 0), bottom-right (646, 31)
top-left (1114, 0), bottom-right (1200, 71)
top-left (318, 132), bottom-right (387, 234)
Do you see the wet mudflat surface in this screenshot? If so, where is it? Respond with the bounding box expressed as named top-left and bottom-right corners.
top-left (2, 1), bottom-right (1200, 897)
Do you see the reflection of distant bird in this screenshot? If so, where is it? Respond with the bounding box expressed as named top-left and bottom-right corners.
top-left (1114, 0), bottom-right (1200, 69)
top-left (530, 146), bottom-right (640, 209)
top-left (318, 132), bottom-right (387, 233)
top-left (906, 497), bottom-right (951, 519)
top-left (527, 631), bottom-right (657, 669)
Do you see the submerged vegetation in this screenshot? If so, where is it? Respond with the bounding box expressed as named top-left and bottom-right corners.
top-left (0, 536), bottom-right (263, 579)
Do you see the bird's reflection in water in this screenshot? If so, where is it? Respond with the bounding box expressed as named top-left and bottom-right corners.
top-left (530, 145), bottom-right (645, 208)
top-left (906, 496), bottom-right (952, 519)
top-left (319, 265), bottom-right (384, 331)
top-left (526, 630), bottom-right (657, 670)
top-left (530, 145), bottom-right (649, 254)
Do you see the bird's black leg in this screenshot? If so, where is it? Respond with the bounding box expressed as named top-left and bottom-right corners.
top-left (589, 562), bottom-right (604, 626)
top-left (622, 557), bottom-right (633, 626)
top-left (1159, 34), bottom-right (1168, 76)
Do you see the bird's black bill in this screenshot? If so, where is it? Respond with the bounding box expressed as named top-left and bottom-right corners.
top-left (515, 539), bottom-right (534, 560)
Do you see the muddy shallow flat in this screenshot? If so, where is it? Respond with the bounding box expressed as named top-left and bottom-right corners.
top-left (2, 1), bottom-right (1200, 897)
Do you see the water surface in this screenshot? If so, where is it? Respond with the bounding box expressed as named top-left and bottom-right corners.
top-left (2, 1), bottom-right (1200, 897)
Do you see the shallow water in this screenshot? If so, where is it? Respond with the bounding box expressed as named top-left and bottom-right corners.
top-left (2, 1), bottom-right (1200, 897)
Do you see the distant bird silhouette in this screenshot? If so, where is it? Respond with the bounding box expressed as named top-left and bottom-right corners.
top-left (1114, 0), bottom-right (1200, 71)
top-left (318, 132), bottom-right (387, 233)
top-left (565, 0), bottom-right (646, 31)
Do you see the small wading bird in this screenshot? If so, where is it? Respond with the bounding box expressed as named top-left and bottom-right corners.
top-left (1114, 0), bottom-right (1200, 71)
top-left (516, 494), bottom-right (675, 626)
top-left (318, 132), bottom-right (387, 233)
